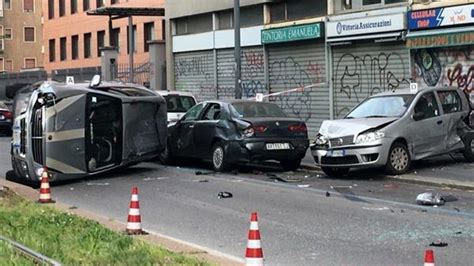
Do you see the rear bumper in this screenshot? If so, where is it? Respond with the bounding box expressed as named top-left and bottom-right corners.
top-left (227, 138), bottom-right (309, 163)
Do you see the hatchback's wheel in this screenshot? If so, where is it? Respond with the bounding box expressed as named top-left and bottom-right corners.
top-left (321, 167), bottom-right (349, 177)
top-left (385, 142), bottom-right (411, 175)
top-left (211, 143), bottom-right (229, 172)
top-left (463, 134), bottom-right (474, 162)
top-left (280, 159), bottom-right (302, 171)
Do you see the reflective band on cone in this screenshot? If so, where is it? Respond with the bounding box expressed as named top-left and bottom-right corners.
top-left (424, 250), bottom-right (435, 266)
top-left (245, 212), bottom-right (263, 266)
top-left (38, 168), bottom-right (55, 204)
top-left (126, 187), bottom-right (145, 235)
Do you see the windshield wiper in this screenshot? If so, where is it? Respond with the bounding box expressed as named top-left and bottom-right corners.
top-left (344, 116), bottom-right (355, 119)
top-left (364, 115), bottom-right (388, 118)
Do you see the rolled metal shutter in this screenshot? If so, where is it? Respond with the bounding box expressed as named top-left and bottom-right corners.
top-left (217, 46), bottom-right (266, 100)
top-left (268, 40), bottom-right (329, 135)
top-left (174, 50), bottom-right (215, 102)
top-left (332, 42), bottom-right (410, 118)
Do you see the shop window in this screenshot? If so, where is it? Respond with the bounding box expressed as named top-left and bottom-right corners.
top-left (60, 37), bottom-right (67, 61)
top-left (71, 0), bottom-right (77, 14)
top-left (72, 35), bottom-right (79, 60)
top-left (6, 60), bottom-right (13, 72)
top-left (49, 39), bottom-right (56, 62)
top-left (24, 0), bottom-right (34, 12)
top-left (24, 27), bottom-right (35, 42)
top-left (144, 22), bottom-right (155, 52)
top-left (48, 0), bottom-right (54, 19)
top-left (5, 28), bottom-right (12, 40)
top-left (97, 30), bottom-right (105, 57)
top-left (127, 25), bottom-right (137, 54)
top-left (83, 0), bottom-right (90, 11)
top-left (84, 33), bottom-right (92, 58)
top-left (59, 0), bottom-right (65, 17)
top-left (24, 58), bottom-right (36, 69)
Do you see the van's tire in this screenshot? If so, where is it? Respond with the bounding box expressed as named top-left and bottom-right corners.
top-left (280, 159), bottom-right (302, 171)
top-left (463, 134), bottom-right (474, 162)
top-left (321, 167), bottom-right (349, 177)
top-left (385, 142), bottom-right (411, 175)
top-left (211, 142), bottom-right (230, 172)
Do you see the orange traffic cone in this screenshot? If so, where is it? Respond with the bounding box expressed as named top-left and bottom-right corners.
top-left (126, 187), bottom-right (145, 235)
top-left (38, 168), bottom-right (55, 204)
top-left (245, 212), bottom-right (264, 266)
top-left (424, 249), bottom-right (435, 266)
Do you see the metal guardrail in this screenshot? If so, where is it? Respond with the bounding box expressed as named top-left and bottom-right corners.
top-left (0, 235), bottom-right (62, 266)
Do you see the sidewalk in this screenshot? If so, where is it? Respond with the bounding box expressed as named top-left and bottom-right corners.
top-left (301, 150), bottom-right (474, 190)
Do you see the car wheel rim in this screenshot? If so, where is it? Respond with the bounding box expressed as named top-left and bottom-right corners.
top-left (390, 147), bottom-right (408, 171)
top-left (213, 147), bottom-right (223, 169)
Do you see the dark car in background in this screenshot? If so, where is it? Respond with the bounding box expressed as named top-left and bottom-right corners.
top-left (10, 76), bottom-right (167, 182)
top-left (162, 100), bottom-right (309, 171)
top-left (0, 101), bottom-right (13, 135)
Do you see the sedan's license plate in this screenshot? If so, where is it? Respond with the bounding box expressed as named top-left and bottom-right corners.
top-left (329, 150), bottom-right (345, 157)
top-left (266, 143), bottom-right (290, 150)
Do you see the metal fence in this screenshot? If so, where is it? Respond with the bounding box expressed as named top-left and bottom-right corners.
top-left (111, 62), bottom-right (152, 87)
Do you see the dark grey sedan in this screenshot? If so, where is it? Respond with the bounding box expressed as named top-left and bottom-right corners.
top-left (163, 100), bottom-right (309, 171)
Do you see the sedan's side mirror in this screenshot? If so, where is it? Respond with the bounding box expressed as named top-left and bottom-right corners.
top-left (413, 112), bottom-right (426, 121)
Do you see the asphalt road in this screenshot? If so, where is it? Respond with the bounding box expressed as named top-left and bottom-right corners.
top-left (1, 136), bottom-right (473, 265)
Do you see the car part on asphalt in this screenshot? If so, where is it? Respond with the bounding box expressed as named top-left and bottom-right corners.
top-left (195, 171), bottom-right (215, 175)
top-left (325, 191), bottom-right (330, 197)
top-left (217, 191), bottom-right (233, 199)
top-left (415, 192), bottom-right (446, 206)
top-left (429, 242), bottom-right (448, 247)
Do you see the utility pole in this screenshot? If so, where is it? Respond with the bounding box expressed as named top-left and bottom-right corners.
top-left (234, 0), bottom-right (242, 99)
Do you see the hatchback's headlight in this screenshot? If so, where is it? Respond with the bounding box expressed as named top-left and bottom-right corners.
top-left (315, 134), bottom-right (329, 145)
top-left (355, 131), bottom-right (385, 144)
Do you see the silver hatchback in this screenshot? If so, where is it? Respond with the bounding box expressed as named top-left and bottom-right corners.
top-left (311, 87), bottom-right (474, 177)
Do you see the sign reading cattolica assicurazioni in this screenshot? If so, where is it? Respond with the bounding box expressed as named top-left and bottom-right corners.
top-left (261, 23), bottom-right (322, 44)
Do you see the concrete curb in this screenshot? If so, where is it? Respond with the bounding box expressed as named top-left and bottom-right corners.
top-left (0, 178), bottom-right (244, 266)
top-left (300, 163), bottom-right (474, 190)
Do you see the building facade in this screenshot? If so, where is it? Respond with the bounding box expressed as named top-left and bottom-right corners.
top-left (166, 0), bottom-right (473, 135)
top-left (0, 0), bottom-right (43, 72)
top-left (43, 0), bottom-right (165, 77)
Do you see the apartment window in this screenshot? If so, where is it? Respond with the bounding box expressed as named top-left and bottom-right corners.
top-left (24, 27), bottom-right (35, 42)
top-left (48, 0), bottom-right (54, 19)
top-left (218, 10), bottom-right (233, 30)
top-left (96, 0), bottom-right (104, 8)
top-left (4, 0), bottom-right (11, 10)
top-left (72, 35), bottom-right (79, 60)
top-left (71, 0), bottom-right (77, 14)
top-left (6, 60), bottom-right (13, 72)
top-left (0, 59), bottom-right (4, 71)
top-left (83, 0), bottom-right (90, 11)
top-left (111, 0), bottom-right (118, 4)
top-left (111, 28), bottom-right (120, 51)
top-left (271, 0), bottom-right (327, 22)
top-left (176, 14), bottom-right (212, 35)
top-left (84, 33), bottom-right (92, 58)
top-left (363, 0), bottom-right (381, 5)
top-left (162, 19), bottom-right (166, 40)
top-left (241, 5), bottom-right (263, 27)
top-left (127, 25), bottom-right (137, 54)
top-left (4, 28), bottom-right (12, 40)
top-left (24, 0), bottom-right (34, 12)
top-left (49, 39), bottom-right (56, 62)
top-left (24, 58), bottom-right (36, 69)
top-left (60, 37), bottom-right (67, 61)
top-left (144, 22), bottom-right (155, 52)
top-left (59, 0), bottom-right (65, 17)
top-left (97, 30), bottom-right (105, 57)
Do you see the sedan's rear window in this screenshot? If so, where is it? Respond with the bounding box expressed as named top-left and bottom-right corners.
top-left (165, 95), bottom-right (196, 113)
top-left (230, 102), bottom-right (288, 118)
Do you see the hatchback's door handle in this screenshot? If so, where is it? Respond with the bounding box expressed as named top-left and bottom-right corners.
top-left (437, 120), bottom-right (443, 125)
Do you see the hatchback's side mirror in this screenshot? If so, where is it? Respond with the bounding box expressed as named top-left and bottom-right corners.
top-left (89, 75), bottom-right (101, 88)
top-left (413, 112), bottom-right (425, 121)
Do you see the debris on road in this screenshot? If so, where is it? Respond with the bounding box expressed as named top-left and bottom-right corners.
top-left (415, 192), bottom-right (446, 206)
top-left (86, 182), bottom-right (110, 186)
top-left (330, 185), bottom-right (353, 189)
top-left (68, 206), bottom-right (78, 210)
top-left (144, 177), bottom-right (169, 181)
top-left (297, 184), bottom-right (311, 188)
top-left (362, 207), bottom-right (390, 211)
top-left (217, 191), bottom-right (233, 199)
top-left (196, 171), bottom-right (214, 176)
top-left (429, 242), bottom-right (448, 247)
top-left (197, 179), bottom-right (209, 183)
top-left (455, 231), bottom-right (462, 235)
top-left (383, 183), bottom-right (399, 189)
top-left (231, 169), bottom-right (239, 175)
top-left (325, 191), bottom-right (330, 197)
top-left (268, 174), bottom-right (301, 183)
top-left (453, 207), bottom-right (461, 212)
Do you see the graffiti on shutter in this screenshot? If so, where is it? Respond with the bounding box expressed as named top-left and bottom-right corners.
top-left (332, 42), bottom-right (410, 118)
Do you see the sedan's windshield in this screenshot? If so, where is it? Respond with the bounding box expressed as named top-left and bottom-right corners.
top-left (230, 102), bottom-right (288, 118)
top-left (346, 95), bottom-right (415, 119)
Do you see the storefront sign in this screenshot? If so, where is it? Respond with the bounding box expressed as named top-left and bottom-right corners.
top-left (327, 13), bottom-right (405, 37)
top-left (261, 23), bottom-right (322, 44)
top-left (408, 4), bottom-right (474, 30)
top-left (406, 31), bottom-right (474, 48)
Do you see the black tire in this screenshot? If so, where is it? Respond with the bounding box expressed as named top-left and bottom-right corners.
top-left (385, 142), bottom-right (411, 175)
top-left (159, 145), bottom-right (175, 165)
top-left (211, 142), bottom-right (230, 172)
top-left (321, 167), bottom-right (349, 177)
top-left (280, 159), bottom-right (302, 171)
top-left (463, 134), bottom-right (474, 162)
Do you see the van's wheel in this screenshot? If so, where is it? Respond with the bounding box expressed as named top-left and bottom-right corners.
top-left (463, 134), bottom-right (474, 162)
top-left (321, 167), bottom-right (349, 177)
top-left (280, 159), bottom-right (301, 171)
top-left (385, 142), bottom-right (411, 175)
top-left (211, 142), bottom-right (230, 172)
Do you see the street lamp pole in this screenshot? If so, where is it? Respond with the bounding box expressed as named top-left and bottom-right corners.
top-left (234, 0), bottom-right (242, 99)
